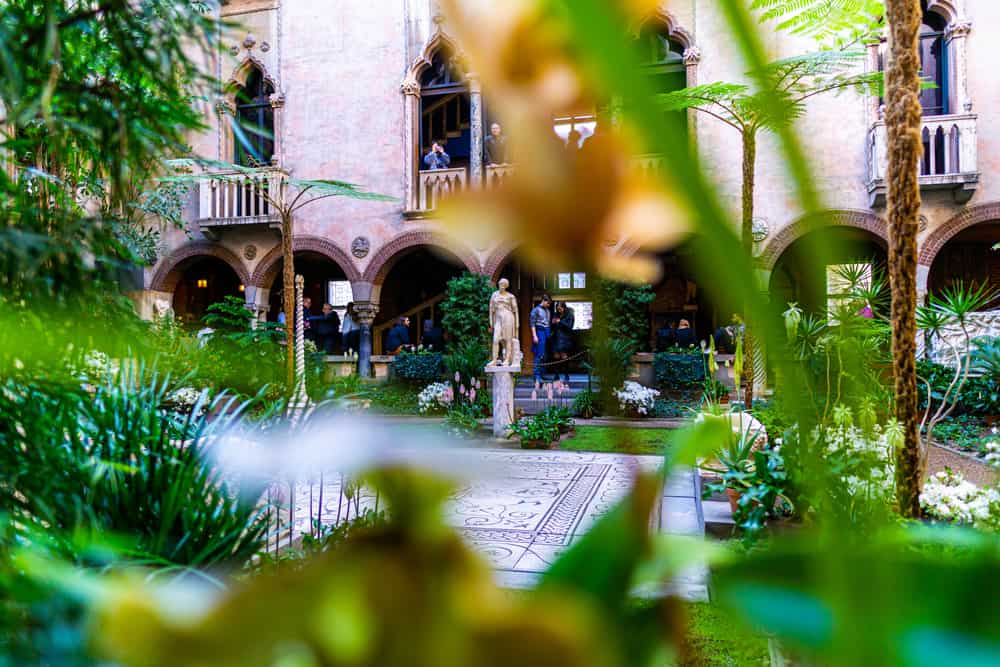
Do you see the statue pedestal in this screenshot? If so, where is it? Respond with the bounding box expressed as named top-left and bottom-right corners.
top-left (485, 362), bottom-right (520, 439)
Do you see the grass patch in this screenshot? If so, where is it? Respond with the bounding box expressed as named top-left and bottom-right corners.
top-left (560, 425), bottom-right (673, 455)
top-left (362, 381), bottom-right (423, 415)
top-left (681, 602), bottom-right (770, 666)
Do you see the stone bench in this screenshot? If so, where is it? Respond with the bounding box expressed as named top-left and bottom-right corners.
top-left (323, 355), bottom-right (357, 382)
top-left (369, 355), bottom-right (395, 382)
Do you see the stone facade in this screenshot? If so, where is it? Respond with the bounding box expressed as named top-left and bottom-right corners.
top-left (141, 0), bottom-right (999, 324)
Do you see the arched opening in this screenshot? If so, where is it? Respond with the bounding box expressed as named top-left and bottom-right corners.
top-left (266, 251), bottom-right (351, 323)
top-left (171, 256), bottom-right (244, 326)
top-left (769, 227), bottom-right (888, 316)
top-left (649, 243), bottom-right (725, 351)
top-left (234, 66), bottom-right (275, 167)
top-left (418, 46), bottom-right (472, 170)
top-left (493, 253), bottom-right (597, 373)
top-left (374, 246), bottom-right (466, 353)
top-left (919, 3), bottom-right (948, 117)
top-left (929, 221), bottom-right (1000, 310)
top-left (636, 18), bottom-right (688, 135)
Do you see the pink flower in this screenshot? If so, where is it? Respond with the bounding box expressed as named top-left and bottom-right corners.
top-left (469, 388), bottom-right (476, 402)
top-left (460, 384), bottom-right (467, 396)
top-left (531, 390), bottom-right (538, 401)
top-left (546, 383), bottom-right (554, 400)
top-left (455, 371), bottom-right (461, 383)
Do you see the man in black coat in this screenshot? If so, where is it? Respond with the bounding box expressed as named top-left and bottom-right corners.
top-left (385, 316), bottom-right (411, 354)
top-left (310, 303), bottom-right (342, 354)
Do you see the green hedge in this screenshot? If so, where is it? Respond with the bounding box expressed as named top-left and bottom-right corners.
top-left (393, 351), bottom-right (444, 382)
top-left (654, 352), bottom-right (705, 389)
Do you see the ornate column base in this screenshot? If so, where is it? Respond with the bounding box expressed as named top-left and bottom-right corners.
top-left (485, 362), bottom-right (521, 439)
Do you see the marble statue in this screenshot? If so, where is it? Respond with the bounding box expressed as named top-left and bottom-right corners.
top-left (489, 278), bottom-right (520, 366)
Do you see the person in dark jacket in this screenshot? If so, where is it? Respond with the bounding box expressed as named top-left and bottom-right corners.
top-left (484, 122), bottom-right (508, 165)
top-left (423, 141), bottom-right (451, 170)
top-left (674, 318), bottom-right (696, 348)
top-left (655, 321), bottom-right (677, 351)
top-left (385, 316), bottom-right (411, 354)
top-left (421, 319), bottom-right (444, 351)
top-left (550, 301), bottom-right (575, 381)
top-left (310, 303), bottom-right (342, 354)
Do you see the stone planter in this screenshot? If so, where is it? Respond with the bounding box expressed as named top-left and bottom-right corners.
top-left (323, 355), bottom-right (357, 381)
top-left (369, 355), bottom-right (394, 382)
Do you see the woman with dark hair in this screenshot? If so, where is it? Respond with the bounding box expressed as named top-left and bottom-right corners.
top-left (550, 301), bottom-right (575, 382)
top-left (674, 318), bottom-right (696, 348)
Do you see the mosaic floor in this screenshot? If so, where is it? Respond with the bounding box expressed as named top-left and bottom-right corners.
top-left (285, 448), bottom-right (706, 597)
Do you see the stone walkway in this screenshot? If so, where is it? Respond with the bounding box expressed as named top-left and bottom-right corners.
top-left (284, 448), bottom-right (706, 599)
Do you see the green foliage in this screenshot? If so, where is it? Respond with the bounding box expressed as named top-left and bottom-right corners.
top-left (572, 388), bottom-right (598, 418)
top-left (443, 339), bottom-right (490, 385)
top-left (654, 352), bottom-right (706, 389)
top-left (196, 296), bottom-right (285, 397)
top-left (444, 403), bottom-right (484, 439)
top-left (751, 0), bottom-right (885, 49)
top-left (587, 337), bottom-right (636, 411)
top-left (918, 359), bottom-right (1000, 418)
top-left (560, 426), bottom-right (672, 456)
top-left (930, 415), bottom-right (995, 455)
top-left (972, 337), bottom-right (1000, 382)
top-left (507, 415), bottom-right (560, 444)
top-left (440, 272), bottom-right (493, 349)
top-left (680, 602), bottom-right (770, 666)
top-left (537, 405), bottom-right (575, 434)
top-left (0, 365), bottom-right (269, 567)
top-left (362, 381), bottom-right (423, 415)
top-left (253, 509), bottom-right (388, 574)
top-left (393, 350), bottom-right (444, 383)
top-left (595, 280), bottom-right (655, 352)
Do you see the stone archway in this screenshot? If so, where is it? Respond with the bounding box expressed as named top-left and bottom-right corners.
top-left (759, 210), bottom-right (889, 271)
top-left (362, 230), bottom-right (481, 290)
top-left (249, 235), bottom-right (362, 288)
top-left (149, 241), bottom-right (250, 293)
top-left (918, 202), bottom-right (1000, 269)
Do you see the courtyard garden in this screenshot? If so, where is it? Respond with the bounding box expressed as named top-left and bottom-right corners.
top-left (3, 1), bottom-right (1000, 666)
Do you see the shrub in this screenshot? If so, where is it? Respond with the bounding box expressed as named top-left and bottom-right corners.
top-left (572, 389), bottom-right (598, 418)
top-left (394, 350), bottom-right (444, 382)
top-left (507, 415), bottom-right (559, 444)
top-left (595, 280), bottom-right (655, 352)
top-left (441, 272), bottom-right (493, 350)
top-left (444, 339), bottom-right (491, 383)
top-left (654, 351), bottom-right (706, 389)
top-left (614, 381), bottom-right (660, 416)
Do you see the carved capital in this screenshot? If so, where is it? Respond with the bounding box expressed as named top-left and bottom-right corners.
top-left (400, 76), bottom-right (421, 96)
top-left (682, 47), bottom-right (701, 66)
top-left (353, 303), bottom-right (379, 327)
top-left (946, 20), bottom-right (972, 39)
top-left (269, 92), bottom-right (285, 108)
top-left (214, 98), bottom-right (235, 116)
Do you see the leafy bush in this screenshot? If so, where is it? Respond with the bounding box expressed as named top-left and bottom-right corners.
top-left (572, 388), bottom-right (598, 418)
top-left (440, 272), bottom-right (493, 350)
top-left (972, 336), bottom-right (1000, 382)
top-left (537, 405), bottom-right (575, 433)
top-left (918, 359), bottom-right (1000, 417)
top-left (654, 351), bottom-right (706, 389)
top-left (595, 280), bottom-right (655, 352)
top-left (445, 404), bottom-right (484, 438)
top-left (393, 350), bottom-right (444, 382)
top-left (507, 415), bottom-right (559, 444)
top-left (0, 365), bottom-right (269, 567)
top-left (444, 339), bottom-right (490, 383)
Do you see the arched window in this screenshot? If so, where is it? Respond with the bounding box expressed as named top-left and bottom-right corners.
top-left (418, 50), bottom-right (470, 169)
top-left (234, 67), bottom-right (275, 167)
top-left (637, 21), bottom-right (686, 93)
top-left (919, 5), bottom-right (948, 116)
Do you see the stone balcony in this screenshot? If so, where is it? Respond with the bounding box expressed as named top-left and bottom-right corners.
top-left (196, 166), bottom-right (285, 231)
top-left (412, 156), bottom-right (665, 214)
top-left (867, 114), bottom-right (979, 207)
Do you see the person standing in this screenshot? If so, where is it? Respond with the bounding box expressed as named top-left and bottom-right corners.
top-left (341, 302), bottom-right (362, 353)
top-left (530, 294), bottom-right (552, 382)
top-left (484, 122), bottom-right (508, 165)
top-left (310, 303), bottom-right (341, 354)
top-left (550, 301), bottom-right (575, 382)
top-left (302, 296), bottom-right (314, 342)
top-left (423, 141), bottom-right (451, 170)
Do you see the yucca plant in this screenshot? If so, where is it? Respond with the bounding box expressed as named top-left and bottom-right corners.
top-left (0, 362), bottom-right (270, 568)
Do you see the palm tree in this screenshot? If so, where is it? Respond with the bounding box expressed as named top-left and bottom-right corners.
top-left (882, 0), bottom-right (923, 517)
top-left (658, 51), bottom-right (880, 404)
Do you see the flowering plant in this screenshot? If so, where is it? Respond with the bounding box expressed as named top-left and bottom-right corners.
top-left (613, 381), bottom-right (660, 416)
top-left (418, 382), bottom-right (454, 414)
top-left (166, 386), bottom-right (209, 416)
top-left (816, 406), bottom-right (901, 502)
top-left (920, 469), bottom-right (1000, 527)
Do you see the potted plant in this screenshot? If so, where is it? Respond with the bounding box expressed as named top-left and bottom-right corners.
top-left (538, 406), bottom-right (575, 435)
top-left (572, 389), bottom-right (597, 419)
top-left (700, 421), bottom-right (764, 512)
top-left (507, 416), bottom-right (559, 449)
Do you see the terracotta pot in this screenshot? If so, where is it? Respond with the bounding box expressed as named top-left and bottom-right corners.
top-left (725, 488), bottom-right (742, 513)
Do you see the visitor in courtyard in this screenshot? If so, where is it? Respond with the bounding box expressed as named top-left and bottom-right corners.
top-left (422, 318), bottom-right (444, 350)
top-left (484, 122), bottom-right (508, 165)
top-left (423, 141), bottom-right (451, 170)
top-left (674, 318), bottom-right (695, 348)
top-left (551, 301), bottom-right (575, 382)
top-left (655, 320), bottom-right (676, 351)
top-left (310, 303), bottom-right (342, 354)
top-left (530, 294), bottom-right (552, 381)
top-left (341, 302), bottom-right (361, 353)
top-left (385, 316), bottom-right (411, 354)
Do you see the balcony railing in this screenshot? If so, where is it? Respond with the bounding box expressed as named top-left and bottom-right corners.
top-left (414, 156), bottom-right (666, 213)
top-left (417, 167), bottom-right (467, 211)
top-left (867, 114), bottom-right (978, 206)
top-left (197, 167), bottom-right (285, 226)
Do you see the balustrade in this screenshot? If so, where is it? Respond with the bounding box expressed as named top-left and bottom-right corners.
top-left (197, 167), bottom-right (284, 226)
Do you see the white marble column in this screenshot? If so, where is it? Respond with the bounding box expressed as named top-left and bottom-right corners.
top-left (946, 21), bottom-right (973, 113)
top-left (468, 76), bottom-right (484, 187)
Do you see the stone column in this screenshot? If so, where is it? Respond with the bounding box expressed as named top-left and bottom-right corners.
top-left (682, 47), bottom-right (701, 145)
top-left (485, 361), bottom-right (520, 438)
top-left (354, 302), bottom-right (379, 378)
top-left (865, 39), bottom-right (882, 123)
top-left (945, 21), bottom-right (973, 113)
top-left (269, 92), bottom-right (286, 166)
top-left (401, 78), bottom-right (421, 210)
top-left (468, 76), bottom-right (484, 187)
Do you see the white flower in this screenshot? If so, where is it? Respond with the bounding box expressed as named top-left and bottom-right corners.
top-left (613, 381), bottom-right (660, 416)
top-left (418, 382), bottom-right (454, 413)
